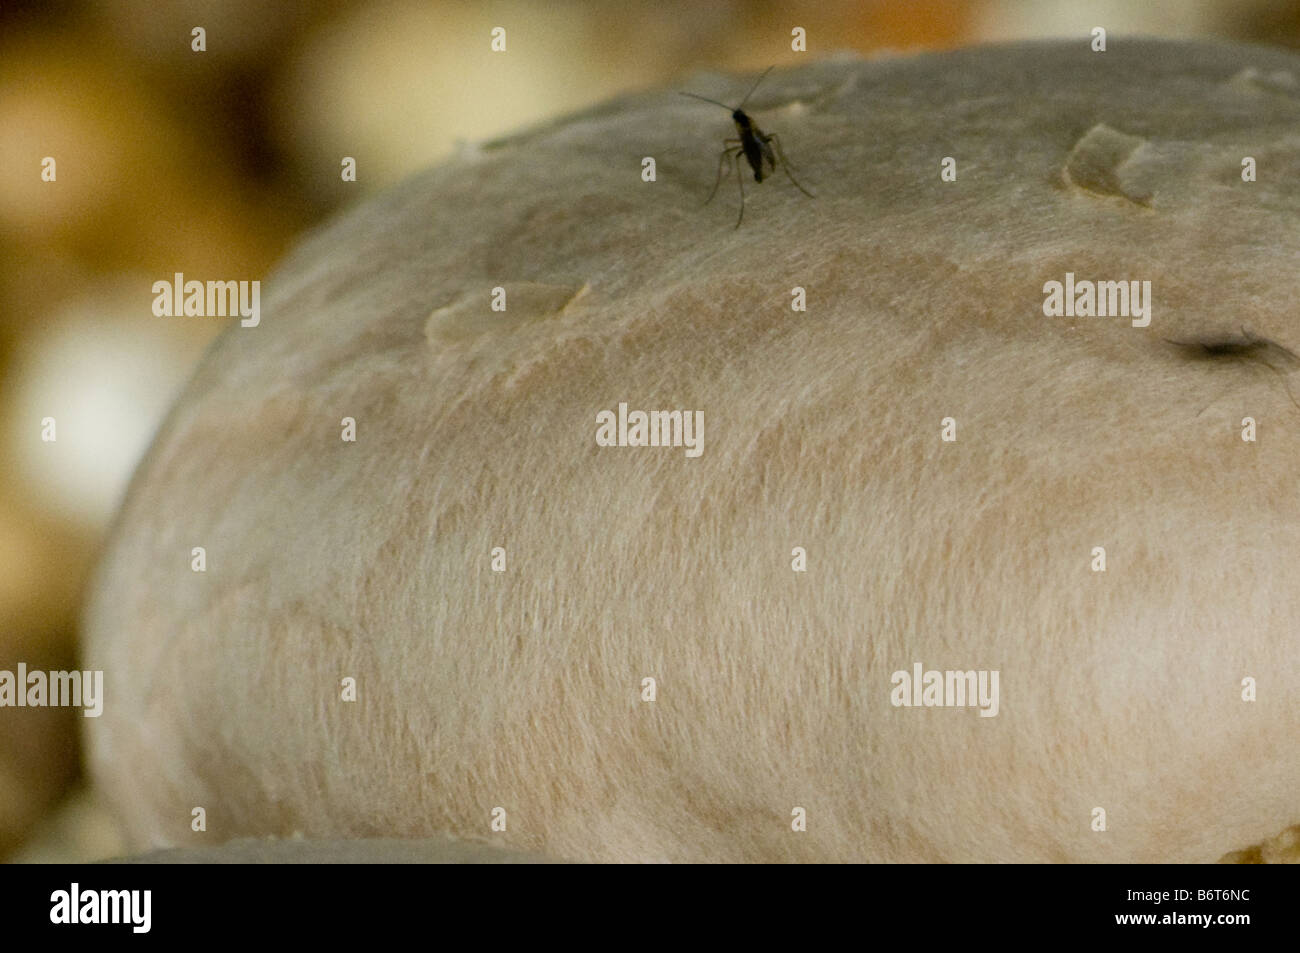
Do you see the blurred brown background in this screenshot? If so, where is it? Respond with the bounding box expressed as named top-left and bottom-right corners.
top-left (3, 0), bottom-right (1299, 862)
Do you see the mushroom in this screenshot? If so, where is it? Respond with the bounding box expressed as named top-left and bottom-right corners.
top-left (84, 40), bottom-right (1300, 862)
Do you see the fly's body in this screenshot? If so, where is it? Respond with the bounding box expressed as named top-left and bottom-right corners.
top-left (681, 67), bottom-right (814, 227)
top-left (733, 111), bottom-right (775, 183)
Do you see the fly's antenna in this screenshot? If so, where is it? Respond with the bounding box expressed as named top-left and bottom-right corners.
top-left (679, 91), bottom-right (735, 111)
top-left (679, 65), bottom-right (775, 112)
top-left (736, 65), bottom-right (774, 110)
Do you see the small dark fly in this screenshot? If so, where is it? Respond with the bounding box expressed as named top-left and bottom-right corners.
top-left (680, 65), bottom-right (814, 228)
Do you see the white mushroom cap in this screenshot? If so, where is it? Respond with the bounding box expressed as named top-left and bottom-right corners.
top-left (84, 40), bottom-right (1300, 862)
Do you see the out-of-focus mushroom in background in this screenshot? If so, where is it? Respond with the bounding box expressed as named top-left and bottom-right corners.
top-left (3, 0), bottom-right (1300, 861)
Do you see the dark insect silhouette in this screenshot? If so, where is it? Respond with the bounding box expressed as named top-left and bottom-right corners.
top-left (680, 66), bottom-right (814, 228)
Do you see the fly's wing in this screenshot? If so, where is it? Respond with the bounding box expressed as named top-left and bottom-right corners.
top-left (744, 134), bottom-right (775, 182)
top-left (760, 139), bottom-right (776, 181)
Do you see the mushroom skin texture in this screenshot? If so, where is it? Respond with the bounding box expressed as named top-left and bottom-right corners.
top-left (84, 40), bottom-right (1300, 863)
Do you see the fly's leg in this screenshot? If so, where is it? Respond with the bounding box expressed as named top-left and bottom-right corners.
top-left (766, 133), bottom-right (815, 198)
top-left (705, 139), bottom-right (742, 206)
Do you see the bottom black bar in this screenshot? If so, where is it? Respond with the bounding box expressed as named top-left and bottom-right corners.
top-left (0, 859), bottom-right (1282, 941)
